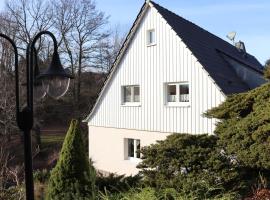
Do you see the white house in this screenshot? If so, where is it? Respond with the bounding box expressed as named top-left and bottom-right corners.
top-left (84, 1), bottom-right (265, 175)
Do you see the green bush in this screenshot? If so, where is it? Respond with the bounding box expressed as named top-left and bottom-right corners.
top-left (46, 119), bottom-right (96, 200)
top-left (264, 59), bottom-right (270, 79)
top-left (137, 134), bottom-right (243, 198)
top-left (33, 169), bottom-right (50, 183)
top-left (96, 172), bottom-right (142, 193)
top-left (205, 83), bottom-right (270, 171)
top-left (98, 187), bottom-right (239, 200)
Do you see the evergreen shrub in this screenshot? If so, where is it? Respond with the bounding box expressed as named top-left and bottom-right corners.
top-left (137, 134), bottom-right (243, 198)
top-left (46, 119), bottom-right (95, 200)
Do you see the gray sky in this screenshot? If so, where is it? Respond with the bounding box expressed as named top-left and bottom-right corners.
top-left (0, 0), bottom-right (269, 64)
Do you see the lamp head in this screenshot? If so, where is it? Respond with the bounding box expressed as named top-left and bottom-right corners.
top-left (38, 50), bottom-right (73, 99)
top-left (33, 55), bottom-right (47, 100)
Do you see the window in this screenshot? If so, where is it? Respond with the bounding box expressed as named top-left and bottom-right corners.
top-left (147, 29), bottom-right (155, 45)
top-left (124, 86), bottom-right (132, 102)
top-left (126, 138), bottom-right (141, 160)
top-left (168, 85), bottom-right (176, 102)
top-left (179, 84), bottom-right (189, 102)
top-left (166, 82), bottom-right (189, 104)
top-left (134, 86), bottom-right (140, 102)
top-left (122, 85), bottom-right (140, 104)
top-left (128, 139), bottom-right (134, 157)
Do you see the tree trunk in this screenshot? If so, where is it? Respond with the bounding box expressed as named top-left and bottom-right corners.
top-left (77, 45), bottom-right (83, 104)
top-left (34, 124), bottom-right (41, 148)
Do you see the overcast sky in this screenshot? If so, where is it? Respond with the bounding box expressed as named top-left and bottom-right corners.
top-left (0, 0), bottom-right (269, 64)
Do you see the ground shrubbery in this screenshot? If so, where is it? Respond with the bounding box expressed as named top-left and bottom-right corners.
top-left (137, 134), bottom-right (243, 199)
top-left (98, 187), bottom-right (239, 200)
top-left (96, 173), bottom-right (142, 194)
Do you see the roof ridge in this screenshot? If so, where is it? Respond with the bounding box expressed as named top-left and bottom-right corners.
top-left (150, 1), bottom-right (256, 59)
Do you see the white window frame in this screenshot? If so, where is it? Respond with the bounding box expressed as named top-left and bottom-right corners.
top-left (121, 85), bottom-right (141, 106)
top-left (165, 82), bottom-right (190, 107)
top-left (147, 29), bottom-right (156, 46)
top-left (124, 138), bottom-right (141, 162)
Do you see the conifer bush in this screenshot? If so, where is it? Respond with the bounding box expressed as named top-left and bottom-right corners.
top-left (205, 83), bottom-right (270, 170)
top-left (264, 59), bottom-right (270, 79)
top-left (46, 119), bottom-right (95, 200)
top-left (137, 134), bottom-right (242, 198)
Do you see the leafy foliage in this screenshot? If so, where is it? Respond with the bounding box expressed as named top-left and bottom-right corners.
top-left (98, 187), bottom-right (239, 200)
top-left (33, 169), bottom-right (50, 183)
top-left (137, 134), bottom-right (242, 198)
top-left (46, 119), bottom-right (96, 200)
top-left (96, 172), bottom-right (142, 194)
top-left (205, 83), bottom-right (270, 170)
top-left (264, 59), bottom-right (270, 79)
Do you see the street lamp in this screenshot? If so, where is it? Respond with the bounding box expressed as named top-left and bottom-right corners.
top-left (0, 31), bottom-right (73, 200)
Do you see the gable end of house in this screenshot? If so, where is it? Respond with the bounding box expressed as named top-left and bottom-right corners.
top-left (84, 1), bottom-right (265, 123)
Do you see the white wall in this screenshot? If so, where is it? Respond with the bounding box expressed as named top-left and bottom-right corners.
top-left (89, 126), bottom-right (171, 175)
top-left (88, 5), bottom-right (225, 134)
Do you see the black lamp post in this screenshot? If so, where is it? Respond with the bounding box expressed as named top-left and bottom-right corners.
top-left (0, 31), bottom-right (73, 200)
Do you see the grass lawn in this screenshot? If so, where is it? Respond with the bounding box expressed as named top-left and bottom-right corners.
top-left (40, 134), bottom-right (65, 148)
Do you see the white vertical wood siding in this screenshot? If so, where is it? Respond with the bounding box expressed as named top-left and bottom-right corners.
top-left (89, 6), bottom-right (225, 134)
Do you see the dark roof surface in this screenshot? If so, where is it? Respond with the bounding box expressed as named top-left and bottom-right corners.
top-left (151, 1), bottom-right (264, 95)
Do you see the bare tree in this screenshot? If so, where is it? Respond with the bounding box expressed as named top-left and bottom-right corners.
top-left (51, 0), bottom-right (109, 103)
top-left (6, 0), bottom-right (53, 53)
top-left (0, 141), bottom-right (25, 200)
top-left (72, 0), bottom-right (109, 102)
top-left (2, 0), bottom-right (58, 145)
top-left (0, 70), bottom-right (17, 141)
top-left (0, 12), bottom-right (19, 141)
top-left (95, 25), bottom-right (125, 72)
top-left (0, 143), bottom-right (10, 189)
top-left (8, 165), bottom-right (23, 187)
top-left (51, 0), bottom-right (77, 100)
top-left (1, 0), bottom-right (118, 121)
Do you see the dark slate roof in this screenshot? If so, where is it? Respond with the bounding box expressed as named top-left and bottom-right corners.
top-left (151, 1), bottom-right (264, 95)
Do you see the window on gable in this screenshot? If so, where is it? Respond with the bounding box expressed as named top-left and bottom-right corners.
top-left (122, 85), bottom-right (140, 104)
top-left (147, 29), bottom-right (155, 45)
top-left (124, 86), bottom-right (132, 102)
top-left (134, 86), bottom-right (140, 102)
top-left (126, 138), bottom-right (141, 160)
top-left (166, 82), bottom-right (190, 105)
top-left (179, 84), bottom-right (189, 102)
top-left (168, 85), bottom-right (176, 102)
